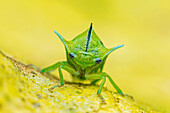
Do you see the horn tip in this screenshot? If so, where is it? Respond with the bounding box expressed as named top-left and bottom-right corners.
top-left (90, 23), bottom-right (93, 28)
top-left (54, 30), bottom-right (58, 34)
top-left (119, 44), bottom-right (124, 47)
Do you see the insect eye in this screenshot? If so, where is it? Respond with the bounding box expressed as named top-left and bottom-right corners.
top-left (69, 53), bottom-right (75, 59)
top-left (95, 58), bottom-right (101, 64)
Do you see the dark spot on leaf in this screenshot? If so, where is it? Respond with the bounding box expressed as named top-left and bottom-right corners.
top-left (37, 94), bottom-right (43, 99)
top-left (1, 64), bottom-right (5, 69)
top-left (49, 95), bottom-right (54, 97)
top-left (31, 71), bottom-right (36, 74)
top-left (33, 102), bottom-right (40, 107)
top-left (69, 108), bottom-right (74, 111)
top-left (48, 88), bottom-right (53, 93)
top-left (92, 110), bottom-right (98, 113)
top-left (21, 97), bottom-right (25, 101)
top-left (19, 88), bottom-right (22, 92)
top-left (0, 103), bottom-right (2, 108)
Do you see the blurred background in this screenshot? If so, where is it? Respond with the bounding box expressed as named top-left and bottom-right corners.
top-left (0, 0), bottom-right (170, 112)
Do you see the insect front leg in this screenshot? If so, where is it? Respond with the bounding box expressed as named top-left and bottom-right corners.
top-left (90, 79), bottom-right (101, 85)
top-left (41, 61), bottom-right (66, 73)
top-left (86, 72), bottom-right (123, 103)
top-left (103, 72), bottom-right (123, 94)
top-left (57, 63), bottom-right (80, 86)
top-left (41, 61), bottom-right (80, 89)
top-left (50, 64), bottom-right (80, 90)
top-left (86, 74), bottom-right (106, 103)
top-left (49, 65), bottom-right (64, 90)
top-left (51, 63), bottom-right (80, 90)
top-left (89, 72), bottom-right (123, 94)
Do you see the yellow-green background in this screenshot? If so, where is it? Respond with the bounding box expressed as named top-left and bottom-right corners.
top-left (0, 0), bottom-right (169, 112)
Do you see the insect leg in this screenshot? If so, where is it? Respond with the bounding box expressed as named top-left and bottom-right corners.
top-left (59, 65), bottom-right (64, 85)
top-left (86, 74), bottom-right (105, 94)
top-left (86, 72), bottom-right (123, 102)
top-left (49, 65), bottom-right (64, 89)
top-left (40, 61), bottom-right (66, 73)
top-left (90, 79), bottom-right (101, 85)
top-left (97, 76), bottom-right (106, 95)
top-left (104, 73), bottom-right (123, 94)
top-left (58, 63), bottom-right (80, 85)
top-left (86, 74), bottom-right (106, 103)
top-left (50, 63), bottom-right (80, 89)
top-left (61, 63), bottom-right (80, 76)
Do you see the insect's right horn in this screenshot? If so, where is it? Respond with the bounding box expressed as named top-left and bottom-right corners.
top-left (54, 30), bottom-right (69, 51)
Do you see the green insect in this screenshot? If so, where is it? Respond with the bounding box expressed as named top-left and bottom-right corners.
top-left (41, 23), bottom-right (124, 101)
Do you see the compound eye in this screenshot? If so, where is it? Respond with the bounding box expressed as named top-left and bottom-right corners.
top-left (95, 58), bottom-right (101, 64)
top-left (69, 53), bottom-right (75, 59)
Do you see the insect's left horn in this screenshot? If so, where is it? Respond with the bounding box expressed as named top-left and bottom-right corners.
top-left (104, 44), bottom-right (124, 57)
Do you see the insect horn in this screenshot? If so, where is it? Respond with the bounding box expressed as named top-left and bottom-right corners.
top-left (104, 44), bottom-right (124, 57)
top-left (85, 23), bottom-right (93, 52)
top-left (54, 30), bottom-right (70, 51)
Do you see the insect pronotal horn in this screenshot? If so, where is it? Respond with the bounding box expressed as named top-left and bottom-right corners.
top-left (85, 23), bottom-right (93, 52)
top-left (104, 44), bottom-right (124, 57)
top-left (54, 30), bottom-right (69, 51)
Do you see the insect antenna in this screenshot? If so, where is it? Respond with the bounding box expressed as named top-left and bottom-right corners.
top-left (85, 23), bottom-right (93, 52)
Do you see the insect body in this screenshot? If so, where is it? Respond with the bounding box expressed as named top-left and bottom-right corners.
top-left (41, 23), bottom-right (124, 100)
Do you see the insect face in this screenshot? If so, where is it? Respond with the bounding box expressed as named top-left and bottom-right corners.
top-left (54, 23), bottom-right (124, 70)
top-left (69, 51), bottom-right (102, 69)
